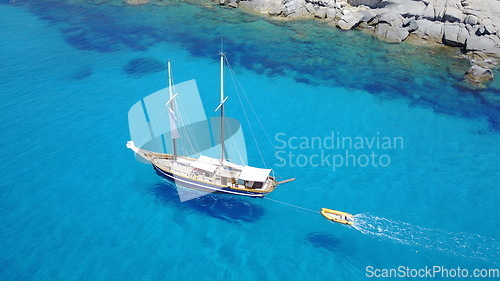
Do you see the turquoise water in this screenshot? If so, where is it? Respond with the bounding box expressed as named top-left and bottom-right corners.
top-left (1, 1), bottom-right (499, 280)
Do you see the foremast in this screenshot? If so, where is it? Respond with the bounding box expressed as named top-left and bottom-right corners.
top-left (167, 60), bottom-right (179, 160)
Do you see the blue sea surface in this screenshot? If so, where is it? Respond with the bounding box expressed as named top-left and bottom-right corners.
top-left (0, 1), bottom-right (499, 280)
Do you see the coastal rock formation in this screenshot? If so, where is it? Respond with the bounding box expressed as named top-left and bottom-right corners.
top-left (374, 23), bottom-right (409, 43)
top-left (465, 64), bottom-right (494, 84)
top-left (348, 0), bottom-right (380, 9)
top-left (219, 0), bottom-right (500, 85)
top-left (337, 11), bottom-right (364, 29)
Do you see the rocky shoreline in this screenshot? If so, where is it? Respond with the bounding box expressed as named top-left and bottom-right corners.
top-left (210, 0), bottom-right (499, 85)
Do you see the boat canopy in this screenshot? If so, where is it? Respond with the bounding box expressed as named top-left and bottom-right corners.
top-left (191, 161), bottom-right (217, 173)
top-left (192, 156), bottom-right (218, 173)
top-left (239, 166), bottom-right (272, 182)
top-left (222, 160), bottom-right (243, 170)
top-left (198, 155), bottom-right (221, 165)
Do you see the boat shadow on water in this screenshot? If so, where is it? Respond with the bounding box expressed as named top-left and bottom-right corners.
top-left (149, 182), bottom-right (265, 224)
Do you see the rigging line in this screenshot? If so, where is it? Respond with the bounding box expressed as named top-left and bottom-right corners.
top-left (225, 58), bottom-right (267, 169)
top-left (226, 58), bottom-right (282, 177)
top-left (224, 58), bottom-right (284, 178)
top-left (176, 99), bottom-right (199, 156)
top-left (225, 120), bottom-right (246, 165)
top-left (263, 197), bottom-right (319, 214)
top-left (170, 73), bottom-right (200, 157)
top-left (138, 61), bottom-right (176, 148)
top-left (139, 107), bottom-right (167, 148)
top-left (139, 69), bottom-right (182, 150)
top-left (224, 58), bottom-right (281, 158)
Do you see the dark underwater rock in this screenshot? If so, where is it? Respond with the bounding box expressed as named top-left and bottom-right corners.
top-left (306, 232), bottom-right (341, 252)
top-left (70, 66), bottom-right (93, 80)
top-left (123, 58), bottom-right (164, 76)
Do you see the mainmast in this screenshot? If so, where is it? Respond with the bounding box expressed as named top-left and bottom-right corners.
top-left (219, 53), bottom-right (225, 162)
top-left (214, 52), bottom-right (228, 162)
top-left (167, 60), bottom-right (178, 160)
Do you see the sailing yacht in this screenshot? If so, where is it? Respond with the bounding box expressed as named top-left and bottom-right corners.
top-left (126, 53), bottom-right (294, 198)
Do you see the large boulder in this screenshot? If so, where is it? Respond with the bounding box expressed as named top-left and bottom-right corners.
top-left (305, 2), bottom-right (316, 13)
top-left (378, 12), bottom-right (404, 28)
top-left (326, 8), bottom-right (336, 19)
top-left (422, 3), bottom-right (435, 20)
top-left (415, 19), bottom-right (445, 42)
top-left (347, 0), bottom-right (381, 8)
top-left (474, 23), bottom-right (497, 36)
top-left (465, 35), bottom-right (500, 56)
top-left (433, 1), bottom-right (447, 21)
top-left (464, 15), bottom-right (479, 26)
top-left (228, 1), bottom-right (239, 8)
top-left (391, 1), bottom-right (427, 18)
top-left (465, 64), bottom-right (494, 84)
top-left (238, 1), bottom-right (256, 11)
top-left (442, 23), bottom-right (469, 47)
top-left (403, 18), bottom-right (419, 33)
top-left (306, 0), bottom-right (336, 7)
top-left (289, 7), bottom-right (312, 18)
top-left (462, 0), bottom-right (499, 26)
top-left (249, 0), bottom-right (283, 14)
top-left (481, 19), bottom-right (496, 35)
top-left (337, 11), bottom-right (364, 30)
top-left (314, 7), bottom-right (327, 18)
top-left (283, 0), bottom-right (306, 16)
top-left (268, 4), bottom-right (284, 15)
top-left (374, 23), bottom-right (409, 43)
top-left (359, 10), bottom-right (376, 22)
top-left (443, 6), bottom-right (465, 23)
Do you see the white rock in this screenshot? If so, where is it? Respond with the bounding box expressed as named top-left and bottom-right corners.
top-left (416, 19), bottom-right (445, 42)
top-left (238, 1), bottom-right (256, 11)
top-left (359, 10), bottom-right (376, 22)
top-left (443, 6), bottom-right (465, 23)
top-left (315, 7), bottom-right (328, 18)
top-left (337, 11), bottom-right (364, 29)
top-left (326, 8), bottom-right (337, 19)
top-left (268, 4), bottom-right (283, 15)
top-left (347, 0), bottom-right (381, 8)
top-left (442, 23), bottom-right (468, 47)
top-left (305, 2), bottom-right (316, 13)
top-left (306, 0), bottom-right (335, 7)
top-left (423, 3), bottom-right (435, 20)
top-left (465, 15), bottom-right (479, 26)
top-left (392, 1), bottom-right (426, 19)
top-left (465, 64), bottom-right (494, 83)
top-left (403, 18), bottom-right (419, 32)
top-left (289, 7), bottom-right (312, 18)
top-left (466, 35), bottom-right (500, 56)
top-left (374, 23), bottom-right (409, 43)
top-left (433, 0), bottom-right (447, 21)
top-left (283, 0), bottom-right (305, 16)
top-left (228, 1), bottom-right (238, 8)
top-left (378, 12), bottom-right (404, 27)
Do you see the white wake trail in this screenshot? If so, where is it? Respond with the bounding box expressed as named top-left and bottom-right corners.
top-left (352, 213), bottom-right (499, 263)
